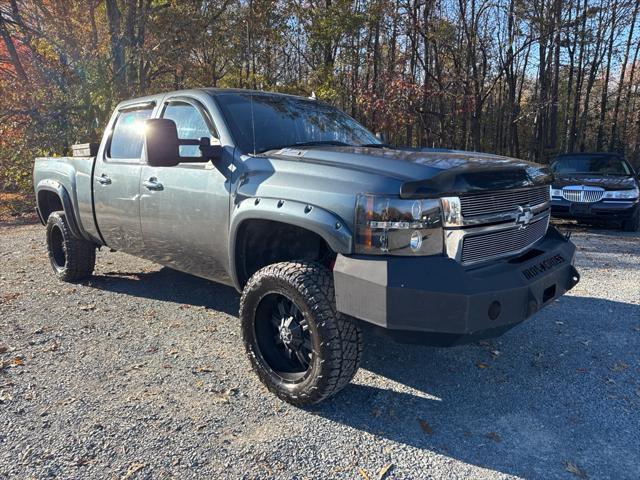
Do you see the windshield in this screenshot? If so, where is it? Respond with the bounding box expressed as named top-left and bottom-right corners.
top-left (215, 92), bottom-right (381, 154)
top-left (551, 155), bottom-right (631, 176)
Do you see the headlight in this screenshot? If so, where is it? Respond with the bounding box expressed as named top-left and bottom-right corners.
top-left (602, 188), bottom-right (639, 200)
top-left (551, 188), bottom-right (563, 198)
top-left (355, 194), bottom-right (443, 255)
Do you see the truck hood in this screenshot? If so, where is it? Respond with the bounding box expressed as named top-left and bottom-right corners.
top-left (552, 173), bottom-right (638, 190)
top-left (266, 146), bottom-right (552, 197)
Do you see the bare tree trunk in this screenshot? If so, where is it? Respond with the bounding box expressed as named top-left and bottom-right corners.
top-left (609, 0), bottom-right (638, 150)
top-left (0, 13), bottom-right (30, 84)
top-left (596, 0), bottom-right (617, 150)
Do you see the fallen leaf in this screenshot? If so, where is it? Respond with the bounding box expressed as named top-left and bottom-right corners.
top-left (358, 467), bottom-right (370, 480)
top-left (485, 432), bottom-right (502, 443)
top-left (79, 304), bottom-right (96, 311)
top-left (418, 419), bottom-right (433, 435)
top-left (195, 365), bottom-right (214, 373)
top-left (0, 391), bottom-right (13, 402)
top-left (45, 340), bottom-right (60, 352)
top-left (476, 362), bottom-right (489, 369)
top-left (490, 350), bottom-right (501, 358)
top-left (121, 462), bottom-right (144, 480)
top-left (377, 463), bottom-right (394, 480)
top-left (10, 357), bottom-right (24, 367)
top-left (564, 460), bottom-right (588, 479)
top-left (0, 292), bottom-right (20, 304)
top-left (610, 361), bottom-right (629, 372)
top-left (0, 346), bottom-right (7, 354)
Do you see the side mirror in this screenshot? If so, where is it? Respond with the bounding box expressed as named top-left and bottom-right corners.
top-left (375, 131), bottom-right (386, 143)
top-left (144, 119), bottom-right (223, 167)
top-left (144, 119), bottom-right (180, 167)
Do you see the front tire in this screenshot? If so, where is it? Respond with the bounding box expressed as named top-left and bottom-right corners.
top-left (240, 261), bottom-right (362, 406)
top-left (46, 211), bottom-right (96, 282)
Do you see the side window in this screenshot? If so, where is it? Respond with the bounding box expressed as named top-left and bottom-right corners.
top-left (162, 102), bottom-right (215, 157)
top-left (109, 108), bottom-right (154, 159)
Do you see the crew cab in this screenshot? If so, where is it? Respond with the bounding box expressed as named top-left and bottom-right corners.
top-left (33, 88), bottom-right (580, 405)
top-left (550, 152), bottom-right (640, 231)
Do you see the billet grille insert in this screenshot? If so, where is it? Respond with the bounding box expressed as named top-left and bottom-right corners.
top-left (461, 213), bottom-right (549, 264)
top-left (460, 186), bottom-right (550, 218)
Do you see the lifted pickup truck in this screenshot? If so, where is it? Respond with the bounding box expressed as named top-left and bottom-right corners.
top-left (34, 88), bottom-right (580, 405)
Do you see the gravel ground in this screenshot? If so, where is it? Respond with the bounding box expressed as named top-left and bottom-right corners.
top-left (0, 222), bottom-right (638, 479)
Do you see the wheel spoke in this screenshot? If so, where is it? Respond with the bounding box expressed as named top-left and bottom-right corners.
top-left (277, 300), bottom-right (288, 318)
top-left (294, 349), bottom-right (309, 367)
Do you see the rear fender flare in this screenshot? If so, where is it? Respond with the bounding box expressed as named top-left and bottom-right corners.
top-left (35, 179), bottom-right (87, 241)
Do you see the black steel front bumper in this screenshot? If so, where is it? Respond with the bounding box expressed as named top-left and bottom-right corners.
top-left (333, 226), bottom-right (579, 345)
top-left (551, 198), bottom-right (639, 221)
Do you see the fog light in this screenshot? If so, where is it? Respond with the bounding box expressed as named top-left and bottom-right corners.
top-left (410, 231), bottom-right (422, 252)
top-left (488, 301), bottom-right (501, 320)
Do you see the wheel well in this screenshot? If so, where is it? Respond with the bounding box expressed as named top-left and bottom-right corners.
top-left (37, 190), bottom-right (64, 221)
top-left (235, 220), bottom-right (336, 287)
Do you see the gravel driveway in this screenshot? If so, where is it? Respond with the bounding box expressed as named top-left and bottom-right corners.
top-left (1, 222), bottom-right (638, 479)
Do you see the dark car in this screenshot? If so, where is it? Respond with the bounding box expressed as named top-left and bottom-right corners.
top-left (550, 152), bottom-right (640, 231)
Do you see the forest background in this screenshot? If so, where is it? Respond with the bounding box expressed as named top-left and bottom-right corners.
top-left (1, 0), bottom-right (639, 210)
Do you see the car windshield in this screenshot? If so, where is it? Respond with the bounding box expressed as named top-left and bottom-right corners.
top-left (215, 92), bottom-right (381, 154)
top-left (551, 155), bottom-right (631, 176)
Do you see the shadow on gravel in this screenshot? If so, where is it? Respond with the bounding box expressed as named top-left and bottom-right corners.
top-left (314, 295), bottom-right (640, 479)
top-left (88, 267), bottom-right (240, 315)
top-left (552, 219), bottom-right (640, 239)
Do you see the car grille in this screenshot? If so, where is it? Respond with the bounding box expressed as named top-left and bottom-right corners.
top-left (561, 187), bottom-right (604, 203)
top-left (460, 186), bottom-right (550, 218)
top-left (461, 213), bottom-right (549, 264)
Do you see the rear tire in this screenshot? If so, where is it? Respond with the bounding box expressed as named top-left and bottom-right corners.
top-left (622, 209), bottom-right (640, 232)
top-left (46, 211), bottom-right (96, 282)
top-left (240, 261), bottom-right (362, 406)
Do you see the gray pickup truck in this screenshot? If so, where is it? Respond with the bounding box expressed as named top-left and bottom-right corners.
top-left (33, 88), bottom-right (580, 405)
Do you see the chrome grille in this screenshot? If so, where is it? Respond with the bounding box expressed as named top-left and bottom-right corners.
top-left (460, 186), bottom-right (550, 218)
top-left (461, 213), bottom-right (549, 264)
top-left (561, 187), bottom-right (604, 203)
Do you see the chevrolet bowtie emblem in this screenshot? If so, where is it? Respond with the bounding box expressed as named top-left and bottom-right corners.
top-left (515, 205), bottom-right (533, 229)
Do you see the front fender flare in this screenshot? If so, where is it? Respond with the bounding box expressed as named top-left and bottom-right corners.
top-left (228, 197), bottom-right (353, 289)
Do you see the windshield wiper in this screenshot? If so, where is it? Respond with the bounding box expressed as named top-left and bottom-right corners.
top-left (256, 140), bottom-right (351, 154)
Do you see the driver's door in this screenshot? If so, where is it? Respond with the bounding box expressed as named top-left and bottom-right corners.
top-left (139, 97), bottom-right (231, 282)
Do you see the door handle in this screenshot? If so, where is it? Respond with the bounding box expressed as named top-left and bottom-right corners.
top-left (143, 177), bottom-right (164, 191)
top-left (96, 174), bottom-right (111, 185)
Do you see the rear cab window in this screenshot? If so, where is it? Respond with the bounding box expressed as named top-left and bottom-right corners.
top-left (108, 107), bottom-right (155, 160)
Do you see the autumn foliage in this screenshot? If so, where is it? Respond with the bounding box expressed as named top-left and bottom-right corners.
top-left (1, 0), bottom-right (639, 196)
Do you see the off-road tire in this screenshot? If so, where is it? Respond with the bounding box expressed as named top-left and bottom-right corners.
top-left (621, 209), bottom-right (640, 232)
top-left (46, 211), bottom-right (96, 282)
top-left (240, 261), bottom-right (363, 406)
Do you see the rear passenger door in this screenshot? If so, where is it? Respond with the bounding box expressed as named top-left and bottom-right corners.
top-left (139, 97), bottom-right (231, 282)
top-left (94, 104), bottom-right (155, 255)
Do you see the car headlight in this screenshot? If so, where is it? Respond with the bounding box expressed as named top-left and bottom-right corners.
top-left (551, 188), bottom-right (563, 198)
top-left (602, 187), bottom-right (639, 200)
top-left (355, 194), bottom-right (443, 255)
